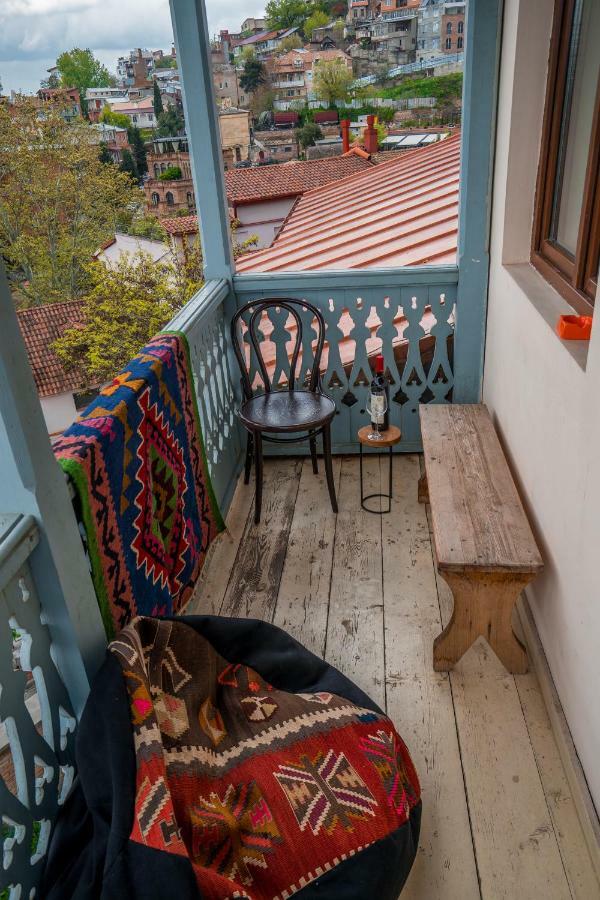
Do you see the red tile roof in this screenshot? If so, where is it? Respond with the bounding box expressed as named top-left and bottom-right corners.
top-left (161, 215), bottom-right (200, 235)
top-left (17, 300), bottom-right (87, 398)
top-left (224, 155), bottom-right (374, 206)
top-left (236, 133), bottom-right (460, 272)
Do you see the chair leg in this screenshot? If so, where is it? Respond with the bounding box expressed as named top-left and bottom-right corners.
top-left (322, 423), bottom-right (338, 514)
top-left (244, 431), bottom-right (253, 485)
top-left (254, 431), bottom-right (263, 525)
top-left (309, 432), bottom-right (319, 474)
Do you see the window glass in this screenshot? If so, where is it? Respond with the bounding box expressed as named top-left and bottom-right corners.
top-left (550, 0), bottom-right (600, 255)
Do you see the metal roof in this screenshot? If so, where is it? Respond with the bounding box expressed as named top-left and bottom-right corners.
top-left (236, 132), bottom-right (460, 272)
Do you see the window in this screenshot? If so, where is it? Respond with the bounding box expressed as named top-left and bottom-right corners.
top-left (165, 191), bottom-right (174, 206)
top-left (457, 36), bottom-right (463, 49)
top-left (533, 0), bottom-right (600, 312)
top-left (457, 20), bottom-right (464, 34)
top-left (154, 164), bottom-right (160, 178)
top-left (132, 115), bottom-right (137, 123)
top-left (446, 22), bottom-right (452, 33)
top-left (186, 191), bottom-right (193, 206)
top-left (151, 192), bottom-right (159, 206)
top-left (445, 37), bottom-right (452, 49)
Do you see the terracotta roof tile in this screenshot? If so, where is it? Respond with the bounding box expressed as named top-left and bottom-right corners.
top-left (236, 133), bottom-right (461, 272)
top-left (160, 215), bottom-right (200, 235)
top-left (224, 155), bottom-right (374, 206)
top-left (17, 300), bottom-right (87, 398)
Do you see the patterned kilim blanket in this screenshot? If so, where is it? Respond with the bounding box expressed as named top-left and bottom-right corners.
top-left (53, 332), bottom-right (224, 638)
top-left (43, 616), bottom-right (421, 900)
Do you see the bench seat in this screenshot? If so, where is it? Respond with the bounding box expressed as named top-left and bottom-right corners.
top-left (419, 403), bottom-right (543, 673)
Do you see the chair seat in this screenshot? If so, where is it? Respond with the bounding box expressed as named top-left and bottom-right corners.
top-left (239, 390), bottom-right (336, 433)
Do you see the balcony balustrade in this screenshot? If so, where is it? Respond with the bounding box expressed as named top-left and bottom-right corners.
top-left (0, 0), bottom-right (500, 892)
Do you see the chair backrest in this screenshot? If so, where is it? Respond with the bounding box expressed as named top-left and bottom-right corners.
top-left (230, 298), bottom-right (326, 399)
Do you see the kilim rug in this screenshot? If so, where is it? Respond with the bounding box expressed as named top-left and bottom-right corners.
top-left (53, 332), bottom-right (224, 638)
top-left (43, 616), bottom-right (422, 900)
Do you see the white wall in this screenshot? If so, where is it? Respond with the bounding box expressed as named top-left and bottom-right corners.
top-left (41, 392), bottom-right (77, 436)
top-left (235, 197), bottom-right (297, 249)
top-left (483, 0), bottom-right (600, 808)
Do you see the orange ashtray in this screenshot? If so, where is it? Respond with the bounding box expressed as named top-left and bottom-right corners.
top-left (556, 315), bottom-right (593, 340)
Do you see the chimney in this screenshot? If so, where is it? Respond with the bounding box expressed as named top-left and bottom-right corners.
top-left (341, 118), bottom-right (350, 153)
top-left (363, 115), bottom-right (379, 155)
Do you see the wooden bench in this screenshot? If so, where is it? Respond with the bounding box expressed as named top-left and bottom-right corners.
top-left (419, 404), bottom-right (543, 674)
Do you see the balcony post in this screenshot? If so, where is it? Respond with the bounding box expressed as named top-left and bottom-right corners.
top-left (169, 0), bottom-right (234, 281)
top-left (453, 0), bottom-right (503, 402)
top-left (0, 264), bottom-right (106, 714)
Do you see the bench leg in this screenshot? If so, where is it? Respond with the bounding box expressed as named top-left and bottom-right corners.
top-left (417, 471), bottom-right (429, 504)
top-left (433, 571), bottom-right (531, 674)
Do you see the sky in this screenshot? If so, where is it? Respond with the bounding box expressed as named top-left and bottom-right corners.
top-left (0, 0), bottom-right (261, 94)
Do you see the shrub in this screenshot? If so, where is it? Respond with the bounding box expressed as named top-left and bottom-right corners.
top-left (158, 166), bottom-right (182, 180)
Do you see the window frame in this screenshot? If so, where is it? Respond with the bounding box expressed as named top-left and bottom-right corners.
top-left (532, 0), bottom-right (600, 314)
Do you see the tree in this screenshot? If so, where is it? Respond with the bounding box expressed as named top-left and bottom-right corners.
top-left (295, 122), bottom-right (323, 148)
top-left (153, 80), bottom-right (164, 117)
top-left (119, 148), bottom-right (138, 180)
top-left (265, 0), bottom-right (308, 30)
top-left (0, 97), bottom-right (137, 306)
top-left (332, 18), bottom-right (346, 44)
top-left (99, 106), bottom-right (131, 129)
top-left (126, 215), bottom-right (168, 241)
top-left (40, 72), bottom-right (60, 89)
top-left (53, 252), bottom-right (196, 384)
top-left (154, 56), bottom-right (177, 69)
top-left (56, 48), bottom-right (113, 116)
top-left (239, 58), bottom-right (267, 94)
top-left (304, 10), bottom-right (329, 40)
top-left (98, 142), bottom-right (113, 164)
top-left (156, 107), bottom-right (185, 137)
top-left (276, 34), bottom-right (303, 54)
top-left (313, 58), bottom-right (353, 107)
top-left (127, 126), bottom-right (148, 176)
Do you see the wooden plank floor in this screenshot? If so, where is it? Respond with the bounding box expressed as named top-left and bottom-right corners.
top-left (189, 456), bottom-right (600, 900)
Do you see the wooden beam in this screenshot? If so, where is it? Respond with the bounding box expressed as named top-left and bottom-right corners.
top-left (454, 0), bottom-right (504, 401)
top-left (169, 0), bottom-right (234, 280)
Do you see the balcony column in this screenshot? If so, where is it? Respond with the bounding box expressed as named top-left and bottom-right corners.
top-left (453, 0), bottom-right (503, 402)
top-left (0, 264), bottom-right (106, 714)
top-left (169, 0), bottom-right (234, 281)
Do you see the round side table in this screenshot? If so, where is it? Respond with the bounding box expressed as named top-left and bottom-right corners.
top-left (357, 425), bottom-right (402, 514)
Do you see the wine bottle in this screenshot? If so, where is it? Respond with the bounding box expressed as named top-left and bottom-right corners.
top-left (369, 355), bottom-right (389, 432)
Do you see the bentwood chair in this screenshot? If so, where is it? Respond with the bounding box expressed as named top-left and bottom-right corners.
top-left (231, 298), bottom-right (338, 524)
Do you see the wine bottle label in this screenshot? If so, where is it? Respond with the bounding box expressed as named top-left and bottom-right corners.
top-left (370, 393), bottom-right (385, 424)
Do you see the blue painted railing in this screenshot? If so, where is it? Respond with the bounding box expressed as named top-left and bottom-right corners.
top-left (232, 267), bottom-right (458, 453)
top-left (0, 515), bottom-right (78, 899)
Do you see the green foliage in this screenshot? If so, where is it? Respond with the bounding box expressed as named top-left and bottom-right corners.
top-left (119, 148), bottom-right (138, 180)
top-left (265, 0), bottom-right (308, 31)
top-left (99, 106), bottom-right (131, 129)
top-left (304, 9), bottom-right (329, 39)
top-left (276, 34), bottom-right (303, 53)
top-left (56, 48), bottom-right (113, 116)
top-left (295, 122), bottom-right (323, 148)
top-left (156, 107), bottom-right (185, 137)
top-left (239, 58), bottom-right (267, 94)
top-left (0, 97), bottom-right (138, 305)
top-left (378, 72), bottom-right (463, 103)
top-left (312, 58), bottom-right (353, 107)
top-left (127, 125), bottom-right (148, 176)
top-left (154, 56), bottom-right (177, 69)
top-left (153, 80), bottom-right (164, 117)
top-left (53, 251), bottom-right (200, 384)
top-left (126, 215), bottom-right (168, 241)
top-left (98, 142), bottom-right (113, 164)
top-left (158, 165), bottom-right (182, 180)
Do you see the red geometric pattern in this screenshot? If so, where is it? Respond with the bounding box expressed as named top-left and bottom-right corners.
top-left (110, 618), bottom-right (421, 900)
top-left (54, 333), bottom-right (224, 637)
